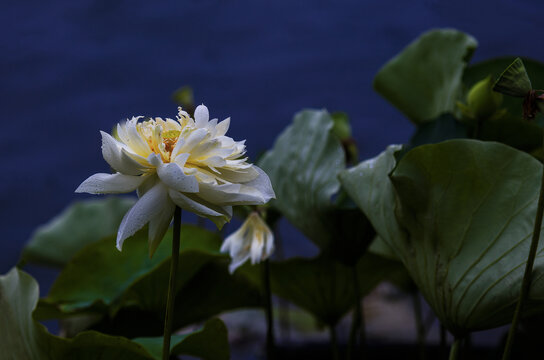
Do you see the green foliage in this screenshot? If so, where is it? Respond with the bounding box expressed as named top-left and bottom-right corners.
top-left (133, 319), bottom-right (230, 360)
top-left (0, 268), bottom-right (229, 360)
top-left (341, 140), bottom-right (544, 333)
top-left (407, 114), bottom-right (467, 151)
top-left (330, 111), bottom-right (352, 140)
top-left (464, 56), bottom-right (544, 118)
top-left (259, 109), bottom-right (375, 264)
top-left (458, 76), bottom-right (504, 120)
top-left (339, 144), bottom-right (405, 256)
top-left (241, 253), bottom-right (403, 327)
top-left (478, 117), bottom-right (543, 152)
top-left (21, 197), bottom-right (135, 267)
top-left (493, 58), bottom-right (532, 97)
top-left (374, 29), bottom-right (477, 124)
top-left (171, 85), bottom-right (195, 113)
top-left (38, 226), bottom-right (261, 334)
top-left (258, 110), bottom-right (345, 250)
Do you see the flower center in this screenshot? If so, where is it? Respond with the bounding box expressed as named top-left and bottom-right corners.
top-left (162, 130), bottom-right (181, 154)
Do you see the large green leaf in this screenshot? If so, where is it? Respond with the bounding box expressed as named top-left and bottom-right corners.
top-left (242, 253), bottom-right (403, 327)
top-left (407, 113), bottom-right (467, 150)
top-left (339, 144), bottom-right (407, 258)
top-left (42, 225), bottom-right (219, 313)
top-left (341, 140), bottom-right (544, 333)
top-left (258, 110), bottom-right (345, 249)
top-left (133, 318), bottom-right (229, 360)
top-left (374, 29), bottom-right (477, 124)
top-left (39, 225), bottom-right (261, 335)
top-left (0, 268), bottom-right (230, 360)
top-left (22, 197), bottom-right (135, 267)
top-left (478, 116), bottom-right (543, 152)
top-left (95, 258), bottom-right (261, 337)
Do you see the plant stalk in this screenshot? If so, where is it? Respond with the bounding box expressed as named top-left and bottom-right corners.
top-left (440, 324), bottom-right (447, 360)
top-left (348, 265), bottom-right (362, 359)
top-left (329, 325), bottom-right (339, 360)
top-left (162, 207), bottom-right (182, 360)
top-left (263, 259), bottom-right (275, 359)
top-left (448, 336), bottom-right (461, 360)
top-left (502, 133), bottom-right (544, 360)
top-left (413, 292), bottom-right (426, 360)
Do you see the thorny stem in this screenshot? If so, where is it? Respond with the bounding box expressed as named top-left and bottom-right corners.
top-left (502, 132), bottom-right (544, 360)
top-left (162, 207), bottom-right (182, 360)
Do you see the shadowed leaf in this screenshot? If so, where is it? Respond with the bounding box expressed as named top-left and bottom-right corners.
top-left (374, 29), bottom-right (477, 124)
top-left (22, 197), bottom-right (135, 267)
top-left (0, 268), bottom-right (230, 360)
top-left (341, 140), bottom-right (544, 333)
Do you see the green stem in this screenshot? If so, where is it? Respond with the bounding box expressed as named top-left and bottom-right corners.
top-left (263, 259), bottom-right (275, 359)
top-left (413, 293), bottom-right (426, 360)
top-left (448, 337), bottom-right (461, 360)
top-left (348, 265), bottom-right (362, 359)
top-left (274, 224), bottom-right (291, 342)
top-left (360, 298), bottom-right (366, 356)
top-left (440, 324), bottom-right (447, 360)
top-left (329, 325), bottom-right (339, 360)
top-left (502, 134), bottom-right (544, 360)
top-left (473, 118), bottom-right (482, 139)
top-left (162, 207), bottom-right (182, 360)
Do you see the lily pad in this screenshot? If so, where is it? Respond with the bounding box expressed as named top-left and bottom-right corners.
top-left (39, 225), bottom-right (261, 335)
top-left (241, 253), bottom-right (403, 326)
top-left (341, 140), bottom-right (544, 333)
top-left (374, 29), bottom-right (477, 124)
top-left (0, 267), bottom-right (229, 360)
top-left (258, 109), bottom-right (345, 250)
top-left (22, 197), bottom-right (135, 267)
top-left (133, 318), bottom-right (229, 360)
top-left (407, 113), bottom-right (468, 150)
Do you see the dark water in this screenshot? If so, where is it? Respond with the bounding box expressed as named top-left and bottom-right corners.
top-left (2, 0), bottom-right (543, 307)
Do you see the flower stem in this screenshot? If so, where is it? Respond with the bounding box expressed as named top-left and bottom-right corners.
top-left (263, 259), bottom-right (275, 359)
top-left (449, 336), bottom-right (461, 360)
top-left (502, 135), bottom-right (544, 360)
top-left (348, 265), bottom-right (364, 359)
top-left (412, 292), bottom-right (426, 360)
top-left (162, 206), bottom-right (182, 360)
top-left (440, 323), bottom-right (447, 359)
top-left (329, 325), bottom-right (339, 360)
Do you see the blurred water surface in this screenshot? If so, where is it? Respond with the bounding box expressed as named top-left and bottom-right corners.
top-left (1, 0), bottom-right (543, 293)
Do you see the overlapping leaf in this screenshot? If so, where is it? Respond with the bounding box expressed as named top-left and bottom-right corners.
top-left (258, 110), bottom-right (345, 249)
top-left (241, 253), bottom-right (403, 326)
top-left (341, 140), bottom-right (544, 333)
top-left (0, 268), bottom-right (229, 360)
top-left (38, 225), bottom-right (261, 334)
top-left (374, 29), bottom-right (477, 124)
top-left (22, 197), bottom-right (135, 267)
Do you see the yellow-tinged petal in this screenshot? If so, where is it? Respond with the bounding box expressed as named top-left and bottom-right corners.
top-left (221, 212), bottom-right (274, 273)
top-left (77, 104), bottom-right (275, 254)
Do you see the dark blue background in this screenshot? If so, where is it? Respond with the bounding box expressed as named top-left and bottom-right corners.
top-left (2, 0), bottom-right (544, 291)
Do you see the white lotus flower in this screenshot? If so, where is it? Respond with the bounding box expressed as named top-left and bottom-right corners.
top-left (76, 105), bottom-right (275, 254)
top-left (221, 212), bottom-right (275, 273)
